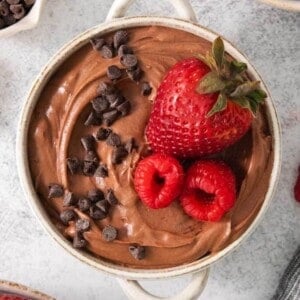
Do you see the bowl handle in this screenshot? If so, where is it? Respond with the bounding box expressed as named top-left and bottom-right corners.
top-left (106, 0), bottom-right (197, 22)
top-left (118, 268), bottom-right (209, 300)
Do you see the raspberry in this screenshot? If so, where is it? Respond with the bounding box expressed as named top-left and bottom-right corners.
top-left (294, 166), bottom-right (300, 202)
top-left (180, 160), bottom-right (236, 222)
top-left (134, 154), bottom-right (184, 209)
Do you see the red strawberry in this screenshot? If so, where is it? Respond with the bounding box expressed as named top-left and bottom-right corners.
top-left (180, 160), bottom-right (236, 222)
top-left (0, 295), bottom-right (27, 300)
top-left (146, 37), bottom-right (266, 158)
top-left (134, 153), bottom-right (184, 209)
top-left (294, 166), bottom-right (300, 202)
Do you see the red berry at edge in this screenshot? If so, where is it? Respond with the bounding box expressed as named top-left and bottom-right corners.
top-left (0, 295), bottom-right (27, 300)
top-left (180, 160), bottom-right (236, 222)
top-left (134, 154), bottom-right (184, 209)
top-left (294, 166), bottom-right (300, 202)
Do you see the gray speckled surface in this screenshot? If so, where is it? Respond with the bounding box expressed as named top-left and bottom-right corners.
top-left (0, 1), bottom-right (299, 299)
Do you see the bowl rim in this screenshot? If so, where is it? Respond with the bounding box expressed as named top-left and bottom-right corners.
top-left (0, 280), bottom-right (53, 300)
top-left (259, 0), bottom-right (300, 11)
top-left (16, 15), bottom-right (281, 280)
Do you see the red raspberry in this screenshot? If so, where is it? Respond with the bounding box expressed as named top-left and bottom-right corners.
top-left (134, 154), bottom-right (184, 209)
top-left (294, 166), bottom-right (300, 202)
top-left (180, 160), bottom-right (236, 222)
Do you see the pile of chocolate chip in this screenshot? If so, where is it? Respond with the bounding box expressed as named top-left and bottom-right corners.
top-left (67, 124), bottom-right (137, 178)
top-left (85, 82), bottom-right (131, 127)
top-left (48, 184), bottom-right (121, 249)
top-left (90, 30), bottom-right (152, 95)
top-left (0, 0), bottom-right (35, 29)
top-left (45, 30), bottom-right (152, 261)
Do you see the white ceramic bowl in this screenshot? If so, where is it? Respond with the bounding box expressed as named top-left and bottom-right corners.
top-left (0, 280), bottom-right (52, 300)
top-left (16, 0), bottom-right (281, 299)
top-left (0, 0), bottom-right (44, 38)
top-left (259, 0), bottom-right (300, 11)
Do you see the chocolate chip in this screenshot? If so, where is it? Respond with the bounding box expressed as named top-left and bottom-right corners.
top-left (78, 198), bottom-right (91, 212)
top-left (102, 110), bottom-right (119, 126)
top-left (118, 45), bottom-right (133, 57)
top-left (141, 82), bottom-right (152, 96)
top-left (84, 151), bottom-right (99, 163)
top-left (96, 127), bottom-right (112, 141)
top-left (81, 135), bottom-right (95, 151)
top-left (112, 146), bottom-right (128, 164)
top-left (100, 44), bottom-right (114, 59)
top-left (90, 38), bottom-right (105, 51)
top-left (84, 111), bottom-right (101, 126)
top-left (97, 81), bottom-right (116, 95)
top-left (105, 93), bottom-right (116, 104)
top-left (63, 191), bottom-right (77, 207)
top-left (129, 245), bottom-right (146, 260)
top-left (6, 0), bottom-right (20, 4)
top-left (0, 1), bottom-right (9, 16)
top-left (3, 13), bottom-right (16, 25)
top-left (60, 209), bottom-right (76, 225)
top-left (120, 54), bottom-right (138, 69)
top-left (110, 95), bottom-right (125, 109)
top-left (105, 91), bottom-right (121, 104)
top-left (95, 200), bottom-right (109, 213)
top-left (113, 30), bottom-right (128, 49)
top-left (0, 18), bottom-right (5, 29)
top-left (102, 225), bottom-right (117, 242)
top-left (73, 232), bottom-right (87, 248)
top-left (23, 0), bottom-right (35, 6)
top-left (107, 65), bottom-right (122, 81)
top-left (95, 164), bottom-right (108, 178)
top-left (116, 100), bottom-right (131, 116)
top-left (10, 4), bottom-right (25, 19)
top-left (91, 96), bottom-right (109, 113)
top-left (48, 184), bottom-right (64, 198)
top-left (83, 161), bottom-right (97, 176)
top-left (66, 157), bottom-right (81, 175)
top-left (126, 66), bottom-right (143, 82)
top-left (106, 132), bottom-right (121, 147)
top-left (124, 138), bottom-right (136, 153)
top-left (106, 189), bottom-right (118, 205)
top-left (89, 206), bottom-right (106, 220)
top-left (88, 189), bottom-right (104, 203)
top-left (75, 219), bottom-right (90, 232)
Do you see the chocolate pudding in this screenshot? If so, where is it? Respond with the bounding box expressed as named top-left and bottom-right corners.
top-left (28, 26), bottom-right (274, 268)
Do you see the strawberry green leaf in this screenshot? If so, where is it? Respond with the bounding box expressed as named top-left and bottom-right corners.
top-left (230, 81), bottom-right (260, 98)
top-left (249, 98), bottom-right (259, 114)
top-left (230, 61), bottom-right (247, 74)
top-left (247, 89), bottom-right (267, 103)
top-left (231, 97), bottom-right (252, 110)
top-left (207, 93), bottom-right (227, 117)
top-left (198, 53), bottom-right (215, 71)
top-left (212, 37), bottom-right (224, 69)
top-left (222, 60), bottom-right (231, 79)
top-left (196, 37), bottom-right (266, 115)
top-left (197, 71), bottom-right (226, 94)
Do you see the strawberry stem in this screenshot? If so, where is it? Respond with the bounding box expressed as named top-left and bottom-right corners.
top-left (197, 37), bottom-right (267, 117)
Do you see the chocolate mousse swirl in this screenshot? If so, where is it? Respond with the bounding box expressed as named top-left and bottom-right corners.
top-left (28, 26), bottom-right (273, 268)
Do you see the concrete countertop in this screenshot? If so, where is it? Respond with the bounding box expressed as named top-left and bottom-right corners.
top-left (0, 0), bottom-right (299, 299)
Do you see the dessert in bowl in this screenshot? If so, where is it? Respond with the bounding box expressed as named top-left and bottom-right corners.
top-left (25, 25), bottom-right (274, 269)
top-left (17, 1), bottom-right (280, 298)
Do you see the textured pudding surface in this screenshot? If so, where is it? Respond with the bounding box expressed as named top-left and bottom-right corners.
top-left (28, 26), bottom-right (274, 268)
